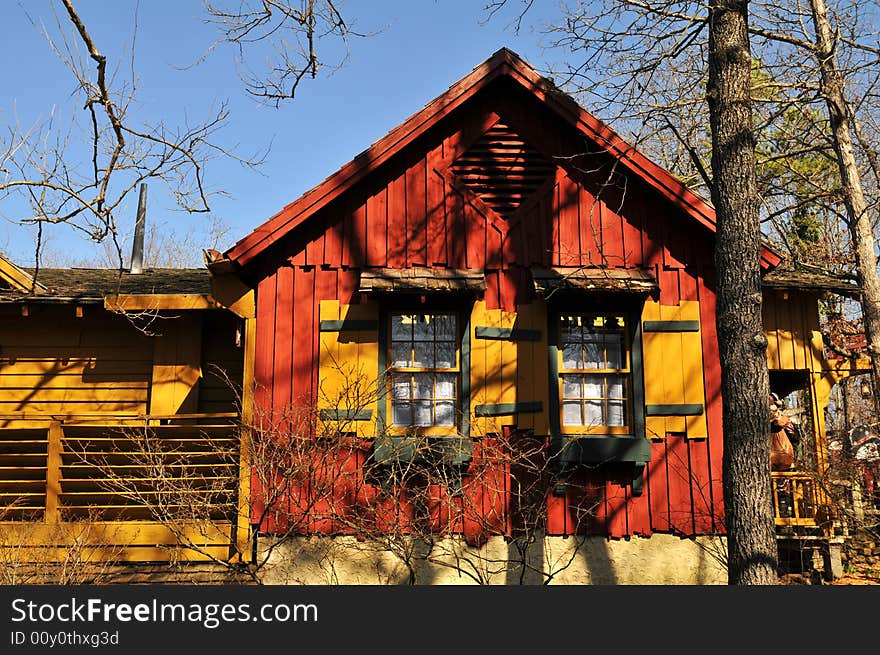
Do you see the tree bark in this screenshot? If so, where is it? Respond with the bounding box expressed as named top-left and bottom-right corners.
top-left (810, 0), bottom-right (880, 417)
top-left (707, 0), bottom-right (779, 584)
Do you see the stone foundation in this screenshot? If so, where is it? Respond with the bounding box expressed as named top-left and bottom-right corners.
top-left (258, 533), bottom-right (728, 585)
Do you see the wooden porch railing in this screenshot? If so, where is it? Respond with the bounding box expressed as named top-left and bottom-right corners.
top-left (0, 413), bottom-right (242, 562)
top-left (772, 471), bottom-right (833, 534)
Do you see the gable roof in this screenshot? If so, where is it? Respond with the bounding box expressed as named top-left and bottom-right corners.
top-left (0, 252), bottom-right (46, 293)
top-left (223, 48), bottom-right (782, 271)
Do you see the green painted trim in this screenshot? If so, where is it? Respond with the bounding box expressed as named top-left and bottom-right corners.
top-left (642, 320), bottom-right (700, 332)
top-left (460, 310), bottom-right (471, 438)
top-left (376, 311), bottom-right (388, 430)
top-left (474, 326), bottom-right (541, 341)
top-left (319, 409), bottom-right (372, 421)
top-left (630, 306), bottom-right (646, 441)
top-left (645, 403), bottom-right (704, 416)
top-left (557, 435), bottom-right (652, 465)
top-left (372, 435), bottom-right (474, 467)
top-left (632, 463), bottom-right (646, 497)
top-left (320, 319), bottom-right (379, 332)
top-left (474, 401), bottom-right (543, 417)
top-left (547, 313), bottom-right (561, 452)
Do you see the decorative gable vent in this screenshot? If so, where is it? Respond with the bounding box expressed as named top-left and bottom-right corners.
top-left (451, 123), bottom-right (555, 220)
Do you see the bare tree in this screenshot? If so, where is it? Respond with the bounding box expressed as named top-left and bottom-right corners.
top-left (38, 215), bottom-right (234, 269)
top-left (482, 0), bottom-right (781, 583)
top-left (803, 0), bottom-right (880, 413)
top-left (201, 0), bottom-right (373, 107)
top-left (707, 0), bottom-right (778, 584)
top-left (1, 1), bottom-right (371, 279)
top-left (40, 357), bottom-right (609, 585)
top-left (0, 2), bottom-right (260, 278)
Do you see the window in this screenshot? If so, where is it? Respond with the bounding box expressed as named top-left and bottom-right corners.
top-left (388, 312), bottom-right (459, 431)
top-left (558, 313), bottom-right (630, 434)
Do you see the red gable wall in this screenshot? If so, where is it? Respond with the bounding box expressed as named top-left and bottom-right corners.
top-left (241, 57), bottom-right (728, 541)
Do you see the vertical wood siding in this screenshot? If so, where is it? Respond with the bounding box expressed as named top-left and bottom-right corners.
top-left (249, 82), bottom-right (732, 540)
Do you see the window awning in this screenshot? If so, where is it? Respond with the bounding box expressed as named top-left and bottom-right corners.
top-left (359, 267), bottom-right (486, 294)
top-left (531, 267), bottom-right (658, 295)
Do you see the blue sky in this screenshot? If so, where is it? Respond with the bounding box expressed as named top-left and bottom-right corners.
top-left (0, 0), bottom-right (565, 266)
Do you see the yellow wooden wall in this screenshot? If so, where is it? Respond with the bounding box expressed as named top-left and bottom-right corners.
top-left (471, 300), bottom-right (515, 435)
top-left (763, 288), bottom-right (871, 479)
top-left (317, 299), bottom-right (380, 438)
top-left (0, 305), bottom-right (152, 426)
top-left (512, 301), bottom-right (550, 436)
top-left (0, 303), bottom-right (245, 562)
top-left (0, 305), bottom-right (245, 424)
top-left (762, 290), bottom-right (824, 372)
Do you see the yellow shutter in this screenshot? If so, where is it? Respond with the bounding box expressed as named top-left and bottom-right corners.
top-left (513, 301), bottom-right (549, 435)
top-left (317, 299), bottom-right (379, 439)
top-left (470, 300), bottom-right (544, 436)
top-left (641, 300), bottom-right (708, 440)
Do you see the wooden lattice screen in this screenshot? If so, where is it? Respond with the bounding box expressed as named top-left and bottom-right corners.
top-left (0, 420), bottom-right (241, 560)
top-left (0, 428), bottom-right (49, 520)
top-left (450, 122), bottom-right (555, 220)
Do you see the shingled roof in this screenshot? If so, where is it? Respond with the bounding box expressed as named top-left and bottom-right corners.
top-left (762, 266), bottom-right (861, 298)
top-left (0, 268), bottom-right (212, 303)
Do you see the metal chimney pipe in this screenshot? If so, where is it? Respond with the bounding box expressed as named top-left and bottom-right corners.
top-left (130, 183), bottom-right (147, 274)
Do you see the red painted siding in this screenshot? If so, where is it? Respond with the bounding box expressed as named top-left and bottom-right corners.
top-left (247, 79), bottom-right (726, 541)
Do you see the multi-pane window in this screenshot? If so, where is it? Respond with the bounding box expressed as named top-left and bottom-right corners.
top-left (559, 314), bottom-right (630, 433)
top-left (389, 313), bottom-right (458, 429)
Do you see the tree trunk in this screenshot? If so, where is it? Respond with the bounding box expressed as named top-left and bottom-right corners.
top-left (707, 0), bottom-right (779, 585)
top-left (810, 0), bottom-right (880, 416)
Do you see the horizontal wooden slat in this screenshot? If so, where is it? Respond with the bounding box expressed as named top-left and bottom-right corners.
top-left (0, 481), bottom-right (46, 492)
top-left (0, 491), bottom-right (45, 500)
top-left (104, 293), bottom-right (220, 311)
top-left (0, 520), bottom-right (235, 561)
top-left (0, 466), bottom-right (47, 478)
top-left (474, 326), bottom-right (541, 341)
top-left (0, 389), bottom-right (148, 402)
top-left (0, 369), bottom-right (150, 380)
top-left (450, 122), bottom-right (554, 219)
top-left (642, 320), bottom-right (701, 333)
top-left (319, 319), bottom-right (379, 332)
top-left (60, 480), bottom-right (235, 493)
top-left (0, 455), bottom-right (48, 466)
top-left (0, 403), bottom-right (146, 415)
top-left (0, 346), bottom-right (153, 358)
top-left (0, 420), bottom-right (239, 524)
top-left (645, 404), bottom-right (704, 416)
top-left (0, 360), bottom-right (151, 375)
top-left (0, 441), bottom-right (48, 452)
top-left (474, 401), bottom-right (543, 416)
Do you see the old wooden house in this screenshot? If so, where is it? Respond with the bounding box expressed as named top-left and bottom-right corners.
top-left (2, 49), bottom-right (870, 584)
top-left (207, 49), bottom-right (867, 583)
